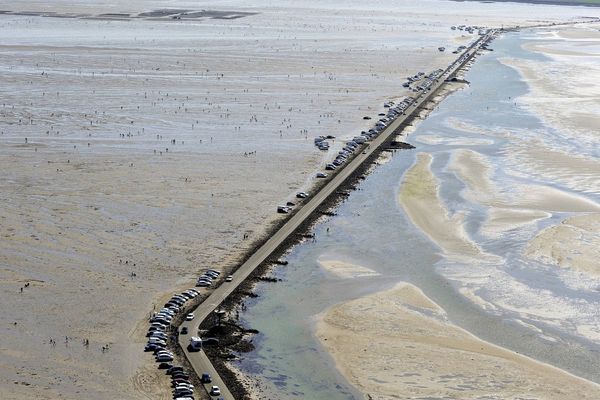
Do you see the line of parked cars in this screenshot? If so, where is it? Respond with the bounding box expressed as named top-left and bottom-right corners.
top-left (196, 269), bottom-right (221, 287)
top-left (145, 268), bottom-right (228, 400)
top-left (167, 364), bottom-right (196, 399)
top-left (145, 288), bottom-right (200, 353)
top-left (314, 96), bottom-right (416, 178)
top-left (404, 68), bottom-right (445, 91)
top-left (145, 289), bottom-right (197, 400)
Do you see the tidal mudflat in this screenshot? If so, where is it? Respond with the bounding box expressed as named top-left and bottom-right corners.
top-left (0, 0), bottom-right (597, 399)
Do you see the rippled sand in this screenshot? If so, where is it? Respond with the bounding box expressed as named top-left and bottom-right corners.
top-left (526, 213), bottom-right (600, 277)
top-left (317, 282), bottom-right (600, 400)
top-left (448, 148), bottom-right (599, 236)
top-left (500, 25), bottom-right (600, 150)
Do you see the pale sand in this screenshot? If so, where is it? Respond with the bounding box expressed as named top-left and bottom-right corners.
top-left (416, 134), bottom-right (494, 146)
top-left (316, 281), bottom-right (600, 400)
top-left (448, 149), bottom-right (599, 237)
top-left (502, 56), bottom-right (600, 135)
top-left (445, 118), bottom-right (600, 195)
top-left (483, 208), bottom-right (550, 236)
top-left (445, 116), bottom-right (513, 138)
top-left (398, 152), bottom-right (481, 258)
top-left (451, 148), bottom-right (600, 212)
top-left (317, 258), bottom-right (380, 279)
top-left (506, 141), bottom-right (600, 194)
top-left (525, 213), bottom-right (600, 277)
top-left (557, 26), bottom-right (600, 40)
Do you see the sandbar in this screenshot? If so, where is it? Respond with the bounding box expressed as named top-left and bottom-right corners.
top-left (317, 281), bottom-right (600, 399)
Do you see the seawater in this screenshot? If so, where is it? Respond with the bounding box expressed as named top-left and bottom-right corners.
top-left (236, 31), bottom-right (600, 398)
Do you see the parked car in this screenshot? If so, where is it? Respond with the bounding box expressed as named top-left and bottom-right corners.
top-left (144, 343), bottom-right (161, 352)
top-left (210, 386), bottom-right (221, 396)
top-left (201, 373), bottom-right (212, 383)
top-left (225, 275), bottom-right (233, 282)
top-left (172, 372), bottom-right (190, 380)
top-left (167, 366), bottom-right (184, 375)
top-left (149, 333), bottom-right (168, 340)
top-left (277, 205), bottom-right (291, 214)
top-left (156, 354), bottom-right (173, 362)
top-left (316, 172), bottom-right (327, 178)
top-left (180, 326), bottom-right (188, 334)
top-left (186, 313), bottom-right (194, 321)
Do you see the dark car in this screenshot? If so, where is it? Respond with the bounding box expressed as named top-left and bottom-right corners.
top-left (180, 326), bottom-right (188, 335)
top-left (201, 373), bottom-right (212, 383)
top-left (167, 366), bottom-right (184, 375)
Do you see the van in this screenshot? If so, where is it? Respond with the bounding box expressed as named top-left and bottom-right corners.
top-left (189, 337), bottom-right (202, 352)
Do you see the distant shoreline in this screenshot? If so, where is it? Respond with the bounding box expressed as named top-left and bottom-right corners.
top-left (452, 0), bottom-right (600, 8)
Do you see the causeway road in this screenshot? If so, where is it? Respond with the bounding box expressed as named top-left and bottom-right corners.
top-left (178, 30), bottom-right (495, 400)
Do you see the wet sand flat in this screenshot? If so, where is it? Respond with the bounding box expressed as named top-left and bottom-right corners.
top-left (317, 282), bottom-right (600, 400)
top-left (525, 213), bottom-right (600, 277)
top-left (398, 152), bottom-right (481, 258)
top-left (317, 257), bottom-right (380, 279)
top-left (1, 0), bottom-right (597, 399)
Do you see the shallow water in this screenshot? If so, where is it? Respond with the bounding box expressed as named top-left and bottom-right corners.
top-left (236, 30), bottom-right (600, 398)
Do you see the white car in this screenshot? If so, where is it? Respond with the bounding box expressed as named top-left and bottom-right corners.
top-left (225, 275), bottom-right (233, 282)
top-left (210, 386), bottom-right (221, 396)
top-left (316, 172), bottom-right (327, 178)
top-left (186, 313), bottom-right (194, 321)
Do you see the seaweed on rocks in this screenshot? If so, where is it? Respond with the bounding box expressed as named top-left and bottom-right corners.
top-left (388, 141), bottom-right (416, 149)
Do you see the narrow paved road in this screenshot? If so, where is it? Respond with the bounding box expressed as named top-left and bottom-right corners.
top-left (178, 31), bottom-right (495, 400)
